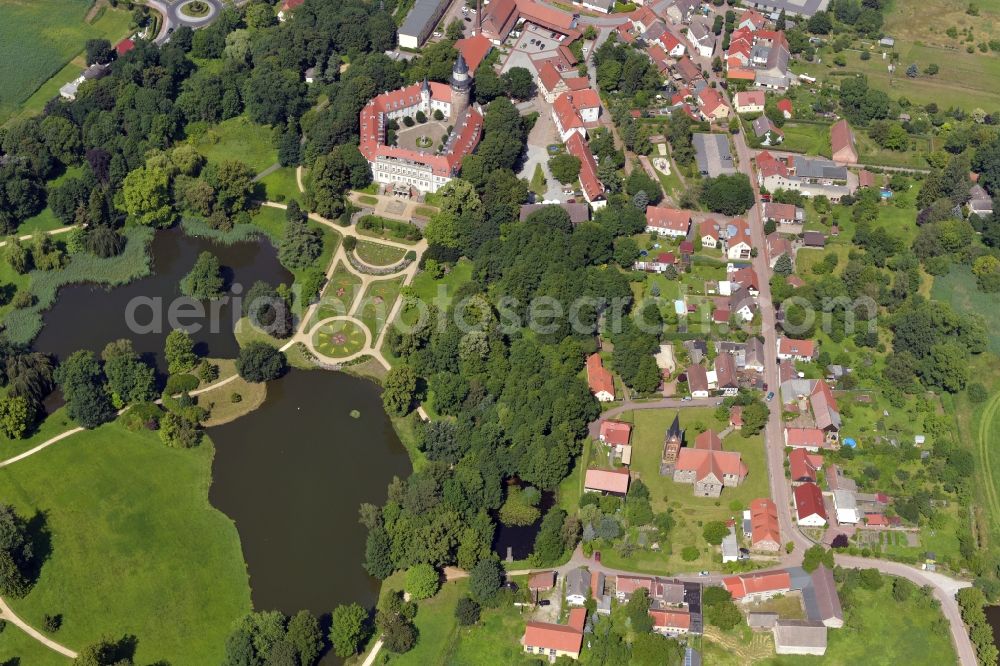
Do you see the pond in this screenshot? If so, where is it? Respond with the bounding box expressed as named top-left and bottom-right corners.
top-left (208, 369), bottom-right (411, 620)
top-left (33, 227), bottom-right (292, 372)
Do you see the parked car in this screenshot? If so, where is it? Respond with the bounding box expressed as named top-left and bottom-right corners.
top-left (766, 391), bottom-right (775, 401)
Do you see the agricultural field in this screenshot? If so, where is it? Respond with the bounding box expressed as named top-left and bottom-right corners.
top-left (0, 0), bottom-right (133, 123)
top-left (0, 423), bottom-right (251, 664)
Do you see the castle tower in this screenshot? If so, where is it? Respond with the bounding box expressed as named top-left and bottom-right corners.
top-left (450, 53), bottom-right (472, 121)
top-left (420, 76), bottom-right (431, 115)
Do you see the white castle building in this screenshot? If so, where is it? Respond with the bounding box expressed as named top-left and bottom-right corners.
top-left (358, 54), bottom-right (483, 194)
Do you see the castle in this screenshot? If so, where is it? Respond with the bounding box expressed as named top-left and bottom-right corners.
top-left (358, 54), bottom-right (482, 194)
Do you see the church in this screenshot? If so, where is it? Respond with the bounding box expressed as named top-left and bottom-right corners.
top-left (358, 54), bottom-right (483, 194)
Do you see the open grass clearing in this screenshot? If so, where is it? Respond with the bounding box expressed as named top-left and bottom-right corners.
top-left (0, 0), bottom-right (133, 123)
top-left (190, 117), bottom-right (278, 174)
top-left (354, 239), bottom-right (406, 266)
top-left (0, 422), bottom-right (251, 664)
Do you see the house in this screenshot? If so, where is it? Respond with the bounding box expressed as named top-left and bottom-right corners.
top-left (806, 565), bottom-right (844, 628)
top-left (784, 427), bottom-right (826, 451)
top-left (565, 132), bottom-right (606, 209)
top-left (734, 90), bottom-right (766, 114)
top-left (749, 498), bottom-right (781, 552)
top-left (793, 482), bottom-right (828, 526)
top-left (789, 448), bottom-right (822, 484)
top-left (673, 435), bottom-right (748, 497)
top-left (830, 119), bottom-right (858, 165)
top-left (762, 202), bottom-right (804, 225)
top-left (694, 133), bottom-right (736, 178)
top-left (723, 571), bottom-right (792, 602)
top-left (599, 421), bottom-right (632, 449)
top-left (565, 568), bottom-right (591, 605)
top-left (700, 219), bottom-right (720, 248)
top-left (832, 489), bottom-right (859, 524)
top-left (586, 353), bottom-right (615, 401)
top-left (686, 364), bottom-right (709, 398)
top-left (745, 337), bottom-right (765, 372)
top-left (777, 98), bottom-right (793, 118)
top-left (730, 405), bottom-right (743, 431)
top-left (773, 620), bottom-right (827, 656)
top-left (552, 90), bottom-right (602, 141)
top-left (649, 609), bottom-right (692, 636)
top-left (278, 0), bottom-right (304, 21)
top-left (529, 570), bottom-right (557, 592)
top-left (686, 20), bottom-right (716, 58)
top-left (752, 116), bottom-right (784, 145)
top-left (725, 220), bottom-right (753, 260)
top-left (584, 468), bottom-right (631, 496)
top-left (715, 353), bottom-right (739, 395)
top-left (802, 230), bottom-right (826, 248)
top-left (520, 202), bottom-right (591, 225)
top-left (646, 206), bottom-right (692, 237)
top-left (698, 87), bottom-right (730, 121)
top-left (777, 337), bottom-right (816, 361)
top-left (968, 184), bottom-right (994, 218)
top-left (522, 607), bottom-right (587, 660)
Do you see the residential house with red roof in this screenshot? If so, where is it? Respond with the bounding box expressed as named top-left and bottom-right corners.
top-left (723, 571), bottom-right (792, 602)
top-left (789, 448), bottom-right (823, 484)
top-left (359, 57), bottom-right (481, 194)
top-left (586, 353), bottom-right (615, 401)
top-left (734, 91), bottom-right (766, 114)
top-left (830, 119), bottom-right (858, 165)
top-left (584, 468), bottom-right (631, 496)
top-left (645, 206), bottom-right (691, 237)
top-left (565, 132), bottom-right (606, 209)
top-left (698, 87), bottom-right (730, 121)
top-left (552, 90), bottom-right (601, 141)
top-left (794, 482), bottom-right (828, 526)
top-left (673, 431), bottom-right (748, 497)
top-left (521, 608), bottom-right (587, 660)
top-left (749, 498), bottom-right (781, 552)
top-left (699, 219), bottom-right (720, 248)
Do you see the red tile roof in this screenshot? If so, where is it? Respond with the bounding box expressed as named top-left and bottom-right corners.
top-left (649, 609), bottom-right (691, 630)
top-left (749, 498), bottom-right (780, 547)
top-left (585, 468), bottom-right (631, 494)
top-left (586, 353), bottom-right (614, 397)
top-left (723, 570), bottom-right (792, 599)
top-left (645, 206), bottom-right (691, 233)
top-left (785, 428), bottom-right (825, 449)
top-left (794, 482), bottom-right (827, 521)
top-left (565, 133), bottom-right (604, 203)
top-left (600, 420), bottom-right (632, 447)
top-left (454, 34), bottom-right (493, 74)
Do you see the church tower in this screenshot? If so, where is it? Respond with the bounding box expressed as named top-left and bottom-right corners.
top-left (450, 52), bottom-right (472, 121)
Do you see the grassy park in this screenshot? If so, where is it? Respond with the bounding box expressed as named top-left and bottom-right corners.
top-left (0, 0), bottom-right (133, 123)
top-left (0, 423), bottom-right (251, 664)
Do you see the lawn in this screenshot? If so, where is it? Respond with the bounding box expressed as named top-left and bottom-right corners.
top-left (932, 265), bottom-right (1000, 354)
top-left (763, 582), bottom-right (956, 664)
top-left (354, 239), bottom-right (406, 266)
top-left (354, 276), bottom-right (406, 339)
top-left (601, 407), bottom-right (770, 574)
top-left (0, 422), bottom-right (251, 664)
top-left (312, 319), bottom-right (368, 358)
top-left (308, 262), bottom-right (362, 329)
top-left (0, 0), bottom-right (133, 123)
top-left (778, 122), bottom-right (831, 157)
top-left (259, 166), bottom-right (301, 203)
top-left (190, 117), bottom-right (279, 174)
